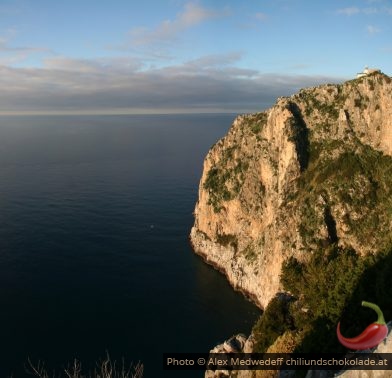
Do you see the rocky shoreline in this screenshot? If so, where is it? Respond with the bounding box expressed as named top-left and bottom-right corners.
top-left (190, 228), bottom-right (263, 308)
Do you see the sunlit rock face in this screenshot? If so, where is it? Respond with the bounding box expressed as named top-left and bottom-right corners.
top-left (191, 72), bottom-right (392, 309)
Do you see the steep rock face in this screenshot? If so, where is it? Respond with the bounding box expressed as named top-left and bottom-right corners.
top-left (190, 72), bottom-right (392, 309)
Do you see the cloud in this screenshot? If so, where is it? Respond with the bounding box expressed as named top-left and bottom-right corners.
top-left (0, 3), bottom-right (23, 15)
top-left (0, 29), bottom-right (48, 53)
top-left (0, 31), bottom-right (52, 66)
top-left (362, 7), bottom-right (379, 14)
top-left (129, 3), bottom-right (222, 47)
top-left (254, 12), bottom-right (268, 21)
top-left (366, 24), bottom-right (381, 34)
top-left (289, 64), bottom-right (312, 70)
top-left (43, 56), bottom-right (142, 73)
top-left (0, 55), bottom-right (344, 115)
top-left (337, 7), bottom-right (361, 16)
top-left (336, 5), bottom-right (392, 15)
top-left (237, 11), bottom-right (268, 30)
top-left (185, 52), bottom-right (243, 68)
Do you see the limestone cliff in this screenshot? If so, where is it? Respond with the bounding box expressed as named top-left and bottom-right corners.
top-left (190, 72), bottom-right (392, 309)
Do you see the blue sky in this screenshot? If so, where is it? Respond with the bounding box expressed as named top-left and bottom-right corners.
top-left (0, 0), bottom-right (391, 114)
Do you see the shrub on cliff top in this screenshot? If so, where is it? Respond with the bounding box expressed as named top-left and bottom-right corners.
top-left (252, 246), bottom-right (392, 355)
top-left (252, 295), bottom-right (293, 353)
top-left (277, 245), bottom-right (392, 353)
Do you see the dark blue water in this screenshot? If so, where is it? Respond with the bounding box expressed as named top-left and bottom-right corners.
top-left (0, 114), bottom-right (260, 377)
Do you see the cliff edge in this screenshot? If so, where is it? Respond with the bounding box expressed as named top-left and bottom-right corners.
top-left (190, 72), bottom-right (392, 309)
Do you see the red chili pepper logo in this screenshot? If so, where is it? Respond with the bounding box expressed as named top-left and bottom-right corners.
top-left (337, 301), bottom-right (388, 350)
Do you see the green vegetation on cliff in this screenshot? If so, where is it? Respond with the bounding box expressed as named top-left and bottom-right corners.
top-left (204, 155), bottom-right (250, 213)
top-left (297, 141), bottom-right (392, 251)
top-left (203, 112), bottom-right (267, 213)
top-left (250, 73), bottom-right (392, 357)
top-left (252, 245), bottom-right (392, 356)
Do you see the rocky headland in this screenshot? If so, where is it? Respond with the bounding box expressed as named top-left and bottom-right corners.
top-left (190, 71), bottom-right (392, 376)
top-left (191, 72), bottom-right (392, 309)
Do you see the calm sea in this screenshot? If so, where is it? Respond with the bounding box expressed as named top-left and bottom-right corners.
top-left (0, 114), bottom-right (260, 378)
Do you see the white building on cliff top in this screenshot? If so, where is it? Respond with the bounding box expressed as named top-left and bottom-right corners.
top-left (357, 66), bottom-right (381, 78)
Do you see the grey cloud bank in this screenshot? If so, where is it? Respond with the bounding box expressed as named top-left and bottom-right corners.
top-left (0, 58), bottom-right (344, 115)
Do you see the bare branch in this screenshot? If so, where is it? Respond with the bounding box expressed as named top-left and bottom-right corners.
top-left (25, 355), bottom-right (143, 378)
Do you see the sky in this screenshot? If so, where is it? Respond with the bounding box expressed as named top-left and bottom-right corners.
top-left (0, 0), bottom-right (391, 114)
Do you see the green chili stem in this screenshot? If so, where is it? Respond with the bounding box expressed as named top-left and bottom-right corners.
top-left (362, 301), bottom-right (386, 325)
